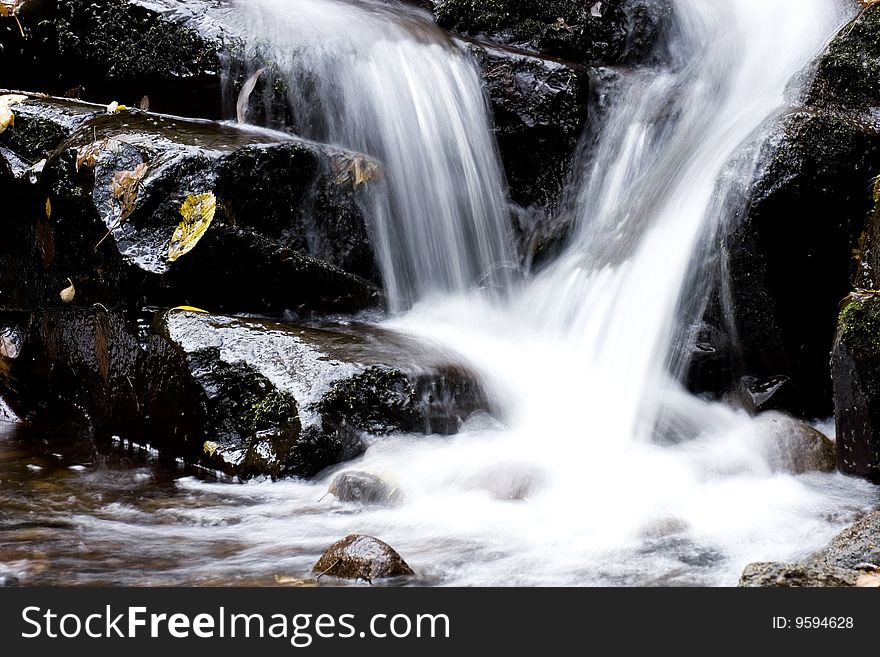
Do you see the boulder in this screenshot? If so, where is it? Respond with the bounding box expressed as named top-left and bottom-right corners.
top-left (831, 293), bottom-right (880, 481)
top-left (435, 0), bottom-right (673, 66)
top-left (313, 534), bottom-right (414, 581)
top-left (1, 308), bottom-right (490, 479)
top-left (0, 92), bottom-right (380, 315)
top-left (751, 411), bottom-right (836, 475)
top-left (329, 470), bottom-right (402, 506)
top-left (738, 562), bottom-right (859, 587)
top-left (694, 110), bottom-right (880, 417)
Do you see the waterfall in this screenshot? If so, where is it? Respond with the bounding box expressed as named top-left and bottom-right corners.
top-left (227, 0), bottom-right (516, 311)
top-left (198, 0), bottom-right (879, 585)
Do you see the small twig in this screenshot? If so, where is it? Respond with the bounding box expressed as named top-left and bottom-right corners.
top-left (316, 559), bottom-right (340, 580)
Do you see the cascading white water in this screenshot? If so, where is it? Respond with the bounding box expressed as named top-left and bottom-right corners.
top-left (229, 0), bottom-right (516, 310)
top-left (114, 0), bottom-right (880, 586)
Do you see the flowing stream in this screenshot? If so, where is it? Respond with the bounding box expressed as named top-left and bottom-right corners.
top-left (2, 0), bottom-right (879, 586)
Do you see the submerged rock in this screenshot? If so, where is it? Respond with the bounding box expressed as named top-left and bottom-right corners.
top-left (313, 534), bottom-right (414, 581)
top-left (831, 293), bottom-right (880, 481)
top-left (752, 411), bottom-right (836, 475)
top-left (329, 471), bottom-right (402, 506)
top-left (738, 562), bottom-right (859, 587)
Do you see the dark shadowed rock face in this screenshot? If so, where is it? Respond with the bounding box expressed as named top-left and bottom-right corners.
top-left (692, 110), bottom-right (880, 417)
top-left (1, 0), bottom-right (230, 117)
top-left (466, 41), bottom-right (585, 210)
top-left (435, 0), bottom-right (673, 66)
top-left (738, 562), bottom-right (859, 587)
top-left (832, 294), bottom-right (880, 482)
top-left (314, 534), bottom-right (414, 581)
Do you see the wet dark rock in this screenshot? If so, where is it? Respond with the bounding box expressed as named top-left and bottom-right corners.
top-left (751, 411), bottom-right (836, 475)
top-left (154, 311), bottom-right (489, 478)
top-left (738, 562), bottom-right (859, 588)
top-left (1, 0), bottom-right (231, 118)
top-left (329, 471), bottom-right (402, 506)
top-left (1, 307), bottom-right (490, 479)
top-left (0, 93), bottom-right (380, 315)
top-left (706, 111), bottom-right (880, 417)
top-left (435, 0), bottom-right (673, 66)
top-left (805, 5), bottom-right (880, 114)
top-left (313, 534), bottom-right (414, 581)
top-left (466, 41), bottom-right (585, 209)
top-left (831, 293), bottom-right (880, 481)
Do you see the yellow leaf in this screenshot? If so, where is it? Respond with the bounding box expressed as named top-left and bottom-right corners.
top-left (45, 198), bottom-right (51, 219)
top-left (203, 441), bottom-right (219, 457)
top-left (106, 101), bottom-right (128, 114)
top-left (168, 192), bottom-right (217, 262)
top-left (170, 306), bottom-right (209, 314)
top-left (0, 94), bottom-right (27, 134)
top-left (60, 278), bottom-right (75, 304)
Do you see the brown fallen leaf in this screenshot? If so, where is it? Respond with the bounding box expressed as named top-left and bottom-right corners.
top-left (45, 197), bottom-right (51, 219)
top-left (168, 192), bottom-right (217, 262)
top-left (59, 278), bottom-right (75, 304)
top-left (139, 95), bottom-right (150, 111)
top-left (95, 162), bottom-right (150, 249)
top-left (0, 93), bottom-right (27, 134)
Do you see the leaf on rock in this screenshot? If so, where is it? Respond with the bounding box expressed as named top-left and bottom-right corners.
top-left (45, 198), bottom-right (51, 219)
top-left (96, 162), bottom-right (149, 250)
top-left (0, 94), bottom-right (27, 134)
top-left (110, 162), bottom-right (149, 221)
top-left (331, 152), bottom-right (381, 188)
top-left (76, 137), bottom-right (118, 171)
top-left (170, 305), bottom-right (209, 314)
top-left (168, 192), bottom-right (217, 262)
top-left (106, 101), bottom-right (128, 114)
top-left (203, 441), bottom-right (219, 457)
top-left (59, 278), bottom-right (75, 304)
